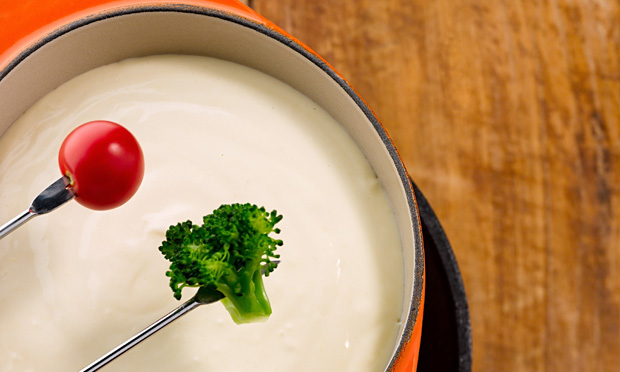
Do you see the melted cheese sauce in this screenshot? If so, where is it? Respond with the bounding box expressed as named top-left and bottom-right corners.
top-left (0, 55), bottom-right (404, 372)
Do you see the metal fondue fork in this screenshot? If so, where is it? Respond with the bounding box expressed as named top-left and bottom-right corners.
top-left (80, 261), bottom-right (277, 371)
top-left (0, 177), bottom-right (74, 240)
top-left (79, 288), bottom-right (225, 372)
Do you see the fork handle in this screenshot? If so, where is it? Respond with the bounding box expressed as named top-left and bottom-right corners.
top-left (0, 209), bottom-right (35, 240)
top-left (78, 298), bottom-right (201, 372)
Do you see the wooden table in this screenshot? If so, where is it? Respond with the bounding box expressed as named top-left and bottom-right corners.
top-left (250, 1), bottom-right (620, 371)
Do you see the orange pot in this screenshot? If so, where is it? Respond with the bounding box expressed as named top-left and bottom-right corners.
top-left (0, 1), bottom-right (425, 371)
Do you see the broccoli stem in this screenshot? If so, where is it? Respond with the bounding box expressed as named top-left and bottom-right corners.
top-left (218, 269), bottom-right (272, 324)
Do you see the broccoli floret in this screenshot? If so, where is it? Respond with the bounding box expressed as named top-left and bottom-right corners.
top-left (158, 203), bottom-right (283, 324)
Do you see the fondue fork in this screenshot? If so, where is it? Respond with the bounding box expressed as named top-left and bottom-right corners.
top-left (0, 177), bottom-right (74, 240)
top-left (79, 288), bottom-right (224, 372)
top-left (79, 261), bottom-right (277, 372)
top-left (0, 121), bottom-right (144, 241)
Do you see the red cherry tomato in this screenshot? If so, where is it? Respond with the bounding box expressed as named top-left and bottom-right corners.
top-left (58, 121), bottom-right (145, 210)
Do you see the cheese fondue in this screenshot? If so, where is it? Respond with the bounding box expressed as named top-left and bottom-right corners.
top-left (0, 55), bottom-right (404, 371)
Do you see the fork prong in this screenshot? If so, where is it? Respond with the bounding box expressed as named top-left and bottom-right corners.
top-left (30, 177), bottom-right (74, 215)
top-left (0, 177), bottom-right (74, 241)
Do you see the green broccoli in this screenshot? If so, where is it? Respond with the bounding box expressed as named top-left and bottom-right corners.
top-left (158, 203), bottom-right (283, 324)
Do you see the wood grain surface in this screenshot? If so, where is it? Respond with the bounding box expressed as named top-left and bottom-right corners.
top-left (250, 1), bottom-right (620, 371)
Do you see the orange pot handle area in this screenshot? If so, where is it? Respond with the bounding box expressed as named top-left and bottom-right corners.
top-left (0, 0), bottom-right (264, 68)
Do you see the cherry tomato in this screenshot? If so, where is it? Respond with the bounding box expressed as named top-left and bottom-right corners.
top-left (58, 120), bottom-right (145, 210)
